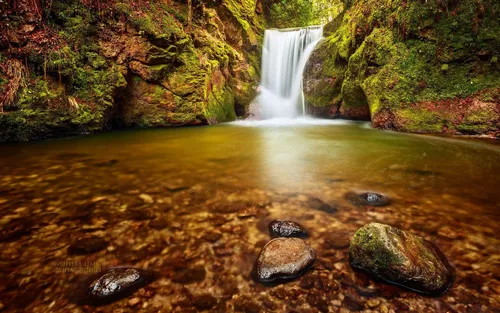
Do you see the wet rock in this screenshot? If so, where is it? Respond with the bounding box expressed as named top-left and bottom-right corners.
top-left (269, 220), bottom-right (308, 238)
top-left (149, 217), bottom-right (169, 229)
top-left (305, 196), bottom-right (337, 213)
top-left (252, 237), bottom-right (316, 284)
top-left (68, 236), bottom-right (108, 255)
top-left (345, 191), bottom-right (390, 206)
top-left (349, 223), bottom-right (455, 296)
top-left (306, 292), bottom-right (329, 312)
top-left (172, 265), bottom-right (207, 284)
top-left (343, 294), bottom-right (364, 311)
top-left (126, 206), bottom-right (155, 220)
top-left (0, 217), bottom-right (33, 242)
top-left (193, 294), bottom-right (217, 310)
top-left (233, 296), bottom-right (260, 313)
top-left (78, 267), bottom-right (154, 305)
top-left (94, 159), bottom-right (119, 167)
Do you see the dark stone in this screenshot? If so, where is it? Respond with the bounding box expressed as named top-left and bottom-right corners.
top-left (126, 206), bottom-right (155, 220)
top-left (269, 220), bottom-right (308, 238)
top-left (193, 294), bottom-right (217, 310)
top-left (172, 266), bottom-right (207, 284)
top-left (349, 223), bottom-right (455, 296)
top-left (68, 236), bottom-right (108, 255)
top-left (149, 217), bottom-right (169, 229)
top-left (343, 294), bottom-right (364, 311)
top-left (0, 217), bottom-right (33, 242)
top-left (94, 159), bottom-right (119, 167)
top-left (77, 267), bottom-right (154, 305)
top-left (345, 191), bottom-right (390, 207)
top-left (305, 196), bottom-right (337, 213)
top-left (234, 296), bottom-right (260, 313)
top-left (204, 231), bottom-right (222, 242)
top-left (306, 292), bottom-right (329, 313)
top-left (252, 237), bottom-right (316, 284)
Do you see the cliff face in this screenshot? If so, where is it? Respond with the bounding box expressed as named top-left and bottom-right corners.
top-left (304, 0), bottom-right (500, 137)
top-left (0, 0), bottom-right (264, 142)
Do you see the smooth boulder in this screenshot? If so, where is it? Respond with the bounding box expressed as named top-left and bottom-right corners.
top-left (349, 223), bottom-right (455, 296)
top-left (269, 220), bottom-right (308, 238)
top-left (252, 237), bottom-right (316, 284)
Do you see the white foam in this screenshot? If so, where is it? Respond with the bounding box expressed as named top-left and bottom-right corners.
top-left (230, 117), bottom-right (361, 127)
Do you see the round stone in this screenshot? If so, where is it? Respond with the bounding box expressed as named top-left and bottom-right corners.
top-left (252, 237), bottom-right (316, 284)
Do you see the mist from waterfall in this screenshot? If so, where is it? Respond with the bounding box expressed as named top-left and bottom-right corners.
top-left (256, 26), bottom-right (323, 119)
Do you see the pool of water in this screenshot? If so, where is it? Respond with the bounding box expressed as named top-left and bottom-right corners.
top-left (0, 120), bottom-right (499, 312)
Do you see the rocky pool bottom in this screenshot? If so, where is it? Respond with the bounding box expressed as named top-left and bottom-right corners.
top-left (0, 120), bottom-right (499, 313)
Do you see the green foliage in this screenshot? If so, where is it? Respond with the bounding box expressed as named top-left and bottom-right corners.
top-left (265, 0), bottom-right (314, 28)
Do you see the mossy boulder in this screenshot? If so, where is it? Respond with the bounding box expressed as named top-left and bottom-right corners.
top-left (349, 223), bottom-right (455, 296)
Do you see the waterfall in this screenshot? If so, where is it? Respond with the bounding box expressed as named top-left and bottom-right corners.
top-left (256, 26), bottom-right (323, 119)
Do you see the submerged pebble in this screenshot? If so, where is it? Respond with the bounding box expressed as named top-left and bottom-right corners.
top-left (252, 237), bottom-right (316, 284)
top-left (305, 196), bottom-right (337, 213)
top-left (269, 220), bottom-right (307, 238)
top-left (349, 222), bottom-right (455, 296)
top-left (68, 236), bottom-right (108, 255)
top-left (345, 191), bottom-right (390, 207)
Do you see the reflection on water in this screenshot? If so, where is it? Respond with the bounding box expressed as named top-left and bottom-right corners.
top-left (0, 121), bottom-right (499, 312)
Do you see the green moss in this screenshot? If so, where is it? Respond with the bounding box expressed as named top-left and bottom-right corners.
top-left (397, 108), bottom-right (444, 133)
top-left (350, 224), bottom-right (403, 270)
top-left (456, 108), bottom-right (496, 134)
top-left (205, 71), bottom-right (236, 123)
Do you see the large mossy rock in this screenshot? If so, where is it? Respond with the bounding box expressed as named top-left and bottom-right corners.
top-left (349, 223), bottom-right (455, 296)
top-left (0, 0), bottom-right (265, 142)
top-left (303, 0), bottom-right (500, 137)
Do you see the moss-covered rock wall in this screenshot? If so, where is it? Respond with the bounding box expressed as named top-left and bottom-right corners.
top-left (304, 0), bottom-right (500, 137)
top-left (0, 0), bottom-right (264, 142)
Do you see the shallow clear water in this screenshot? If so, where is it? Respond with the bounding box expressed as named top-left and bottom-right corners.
top-left (0, 120), bottom-right (499, 312)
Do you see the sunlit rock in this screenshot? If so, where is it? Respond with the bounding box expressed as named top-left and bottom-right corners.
top-left (252, 238), bottom-right (316, 284)
top-left (349, 223), bottom-right (455, 296)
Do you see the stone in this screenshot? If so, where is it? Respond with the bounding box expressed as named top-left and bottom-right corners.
top-left (345, 191), bottom-right (390, 207)
top-left (172, 266), bottom-right (207, 284)
top-left (139, 194), bottom-right (154, 204)
top-left (252, 237), bottom-right (316, 284)
top-left (78, 267), bottom-right (154, 305)
top-left (269, 220), bottom-right (308, 238)
top-left (193, 294), bottom-right (217, 310)
top-left (349, 223), bottom-right (455, 296)
top-left (305, 196), bottom-right (337, 213)
top-left (68, 236), bottom-right (108, 255)
top-left (0, 217), bottom-right (32, 242)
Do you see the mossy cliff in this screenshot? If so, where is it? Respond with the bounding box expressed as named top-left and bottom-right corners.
top-left (0, 0), bottom-right (264, 142)
top-left (304, 0), bottom-right (500, 137)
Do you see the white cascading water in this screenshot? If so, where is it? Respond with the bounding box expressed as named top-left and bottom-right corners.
top-left (257, 26), bottom-right (323, 119)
